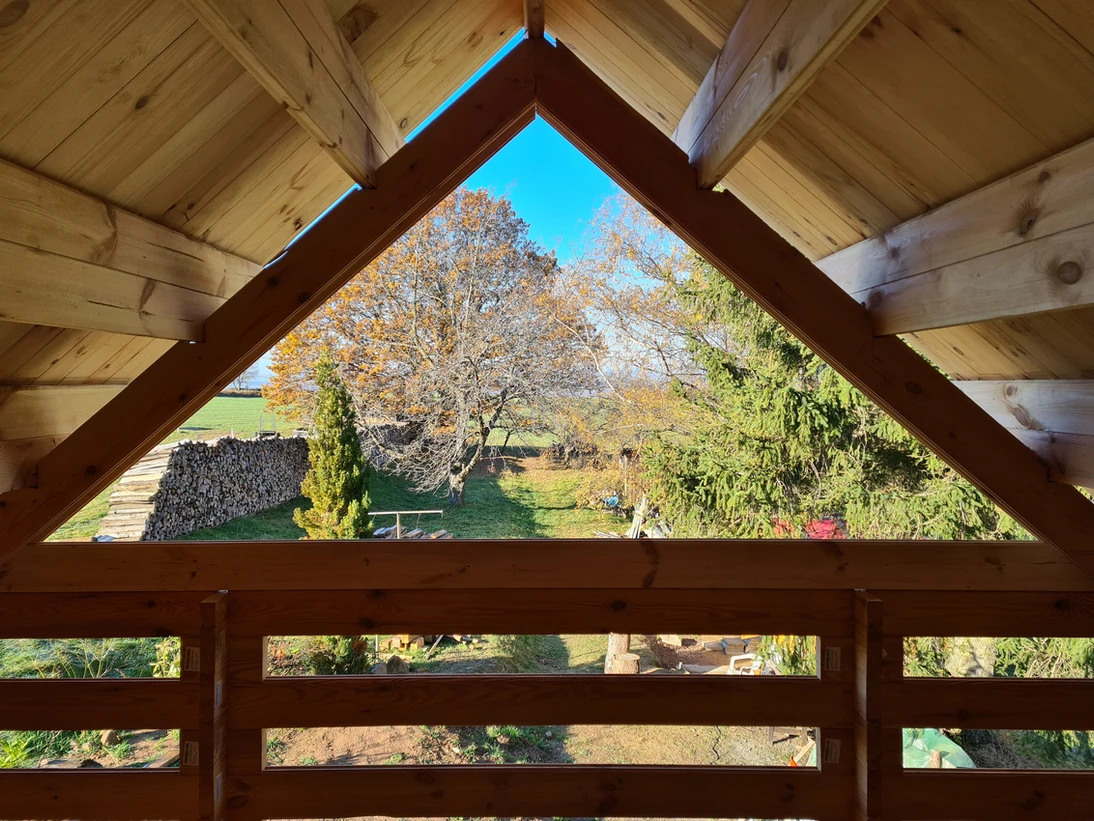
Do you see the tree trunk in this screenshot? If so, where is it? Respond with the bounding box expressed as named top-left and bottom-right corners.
top-left (604, 632), bottom-right (631, 674)
top-left (447, 474), bottom-right (466, 506)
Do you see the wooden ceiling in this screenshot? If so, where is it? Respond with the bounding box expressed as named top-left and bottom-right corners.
top-left (3, 0), bottom-right (1094, 508)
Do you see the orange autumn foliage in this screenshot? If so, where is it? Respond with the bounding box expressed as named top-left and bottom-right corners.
top-left (264, 187), bottom-right (601, 503)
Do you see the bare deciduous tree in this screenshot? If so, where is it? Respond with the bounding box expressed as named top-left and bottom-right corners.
top-left (266, 187), bottom-right (602, 504)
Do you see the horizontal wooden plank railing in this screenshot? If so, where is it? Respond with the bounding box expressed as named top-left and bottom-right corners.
top-left (1, 769), bottom-right (197, 821)
top-left (229, 765), bottom-right (850, 821)
top-left (5, 538), bottom-right (1092, 591)
top-left (233, 674), bottom-right (851, 728)
top-left (892, 770), bottom-right (1091, 819)
top-left (0, 591), bottom-right (208, 637)
top-left (882, 678), bottom-right (1094, 730)
top-left (3, 543), bottom-right (1094, 820)
top-left (0, 678), bottom-right (196, 731)
top-left (228, 587), bottom-right (852, 635)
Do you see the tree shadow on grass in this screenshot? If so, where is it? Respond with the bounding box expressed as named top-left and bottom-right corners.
top-left (177, 458), bottom-right (561, 541)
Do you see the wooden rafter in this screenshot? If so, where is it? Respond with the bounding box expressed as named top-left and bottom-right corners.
top-left (820, 137), bottom-right (1094, 334)
top-left (183, 0), bottom-right (403, 187)
top-left (673, 0), bottom-right (887, 188)
top-left (524, 0), bottom-right (545, 39)
top-left (0, 44), bottom-right (537, 559)
top-left (955, 380), bottom-right (1094, 490)
top-left (0, 159), bottom-right (258, 340)
top-left (532, 40), bottom-right (1094, 575)
top-left (0, 385), bottom-right (123, 441)
top-left (956, 380), bottom-right (1094, 436)
top-left (0, 437), bottom-right (61, 494)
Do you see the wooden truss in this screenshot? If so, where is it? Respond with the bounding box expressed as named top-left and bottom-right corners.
top-left (5, 38), bottom-right (1094, 579)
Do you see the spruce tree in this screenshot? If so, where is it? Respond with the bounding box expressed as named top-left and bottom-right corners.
top-left (294, 350), bottom-right (373, 539)
top-left (640, 256), bottom-right (1024, 541)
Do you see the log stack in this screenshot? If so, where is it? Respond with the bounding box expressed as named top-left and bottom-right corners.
top-left (96, 436), bottom-right (309, 541)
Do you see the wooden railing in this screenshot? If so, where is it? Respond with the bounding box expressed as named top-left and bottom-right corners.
top-left (1, 539), bottom-right (1093, 819)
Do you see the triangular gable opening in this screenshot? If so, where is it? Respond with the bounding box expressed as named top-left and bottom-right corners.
top-left (4, 40), bottom-right (1094, 581)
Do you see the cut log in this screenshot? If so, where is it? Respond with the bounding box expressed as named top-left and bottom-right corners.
top-left (610, 652), bottom-right (641, 675)
top-left (604, 632), bottom-right (632, 674)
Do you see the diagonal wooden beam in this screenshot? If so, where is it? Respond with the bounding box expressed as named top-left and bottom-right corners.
top-left (533, 40), bottom-right (1094, 575)
top-left (0, 43), bottom-right (537, 559)
top-left (0, 159), bottom-right (258, 340)
top-left (673, 0), bottom-right (886, 188)
top-left (183, 0), bottom-right (403, 187)
top-left (819, 137), bottom-right (1094, 334)
top-left (524, 0), bottom-right (545, 39)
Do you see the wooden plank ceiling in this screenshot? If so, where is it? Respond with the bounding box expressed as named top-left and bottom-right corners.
top-left (2, 0), bottom-right (1094, 503)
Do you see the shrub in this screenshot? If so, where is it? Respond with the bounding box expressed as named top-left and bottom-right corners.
top-left (303, 635), bottom-right (373, 675)
top-left (294, 349), bottom-right (373, 539)
top-left (494, 635), bottom-right (546, 673)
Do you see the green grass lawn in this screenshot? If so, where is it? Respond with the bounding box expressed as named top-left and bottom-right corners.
top-left (183, 455), bottom-right (627, 540)
top-left (48, 395), bottom-right (294, 540)
top-left (49, 395), bottom-right (567, 540)
top-left (164, 395), bottom-right (296, 443)
top-left (46, 484), bottom-right (116, 541)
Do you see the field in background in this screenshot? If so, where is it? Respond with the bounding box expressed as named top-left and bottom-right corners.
top-left (164, 395), bottom-right (295, 443)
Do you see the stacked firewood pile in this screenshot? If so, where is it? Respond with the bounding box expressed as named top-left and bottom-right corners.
top-left (96, 436), bottom-right (309, 541)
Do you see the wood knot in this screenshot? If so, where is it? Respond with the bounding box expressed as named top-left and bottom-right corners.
top-left (905, 381), bottom-right (923, 395)
top-left (1004, 384), bottom-right (1017, 397)
top-left (1038, 169), bottom-right (1051, 183)
top-left (85, 465), bottom-right (98, 476)
top-left (776, 48), bottom-right (789, 71)
top-left (0, 0), bottom-right (29, 28)
top-left (1056, 260), bottom-right (1083, 285)
top-left (610, 599), bottom-right (627, 611)
top-left (1017, 207), bottom-right (1041, 236)
top-left (1054, 598), bottom-right (1070, 611)
top-left (135, 95), bottom-right (150, 111)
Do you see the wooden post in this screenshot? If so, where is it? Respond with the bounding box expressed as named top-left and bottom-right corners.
top-left (224, 636), bottom-right (269, 812)
top-left (855, 595), bottom-right (883, 820)
top-left (200, 593), bottom-right (228, 821)
top-left (816, 617), bottom-right (855, 819)
top-left (179, 635), bottom-right (201, 780)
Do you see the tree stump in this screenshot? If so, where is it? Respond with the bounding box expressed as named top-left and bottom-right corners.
top-left (610, 652), bottom-right (641, 674)
top-left (604, 632), bottom-right (632, 674)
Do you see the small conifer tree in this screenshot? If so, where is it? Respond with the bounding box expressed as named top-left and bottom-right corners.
top-left (294, 350), bottom-right (373, 539)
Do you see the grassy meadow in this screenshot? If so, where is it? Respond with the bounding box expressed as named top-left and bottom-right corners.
top-left (50, 394), bottom-right (616, 542)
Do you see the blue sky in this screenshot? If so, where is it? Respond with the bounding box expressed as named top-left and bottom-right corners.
top-left (252, 36), bottom-right (616, 385)
top-left (463, 117), bottom-right (620, 265)
top-left (422, 33), bottom-right (618, 264)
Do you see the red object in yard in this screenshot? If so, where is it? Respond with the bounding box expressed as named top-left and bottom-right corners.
top-left (773, 516), bottom-right (848, 539)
